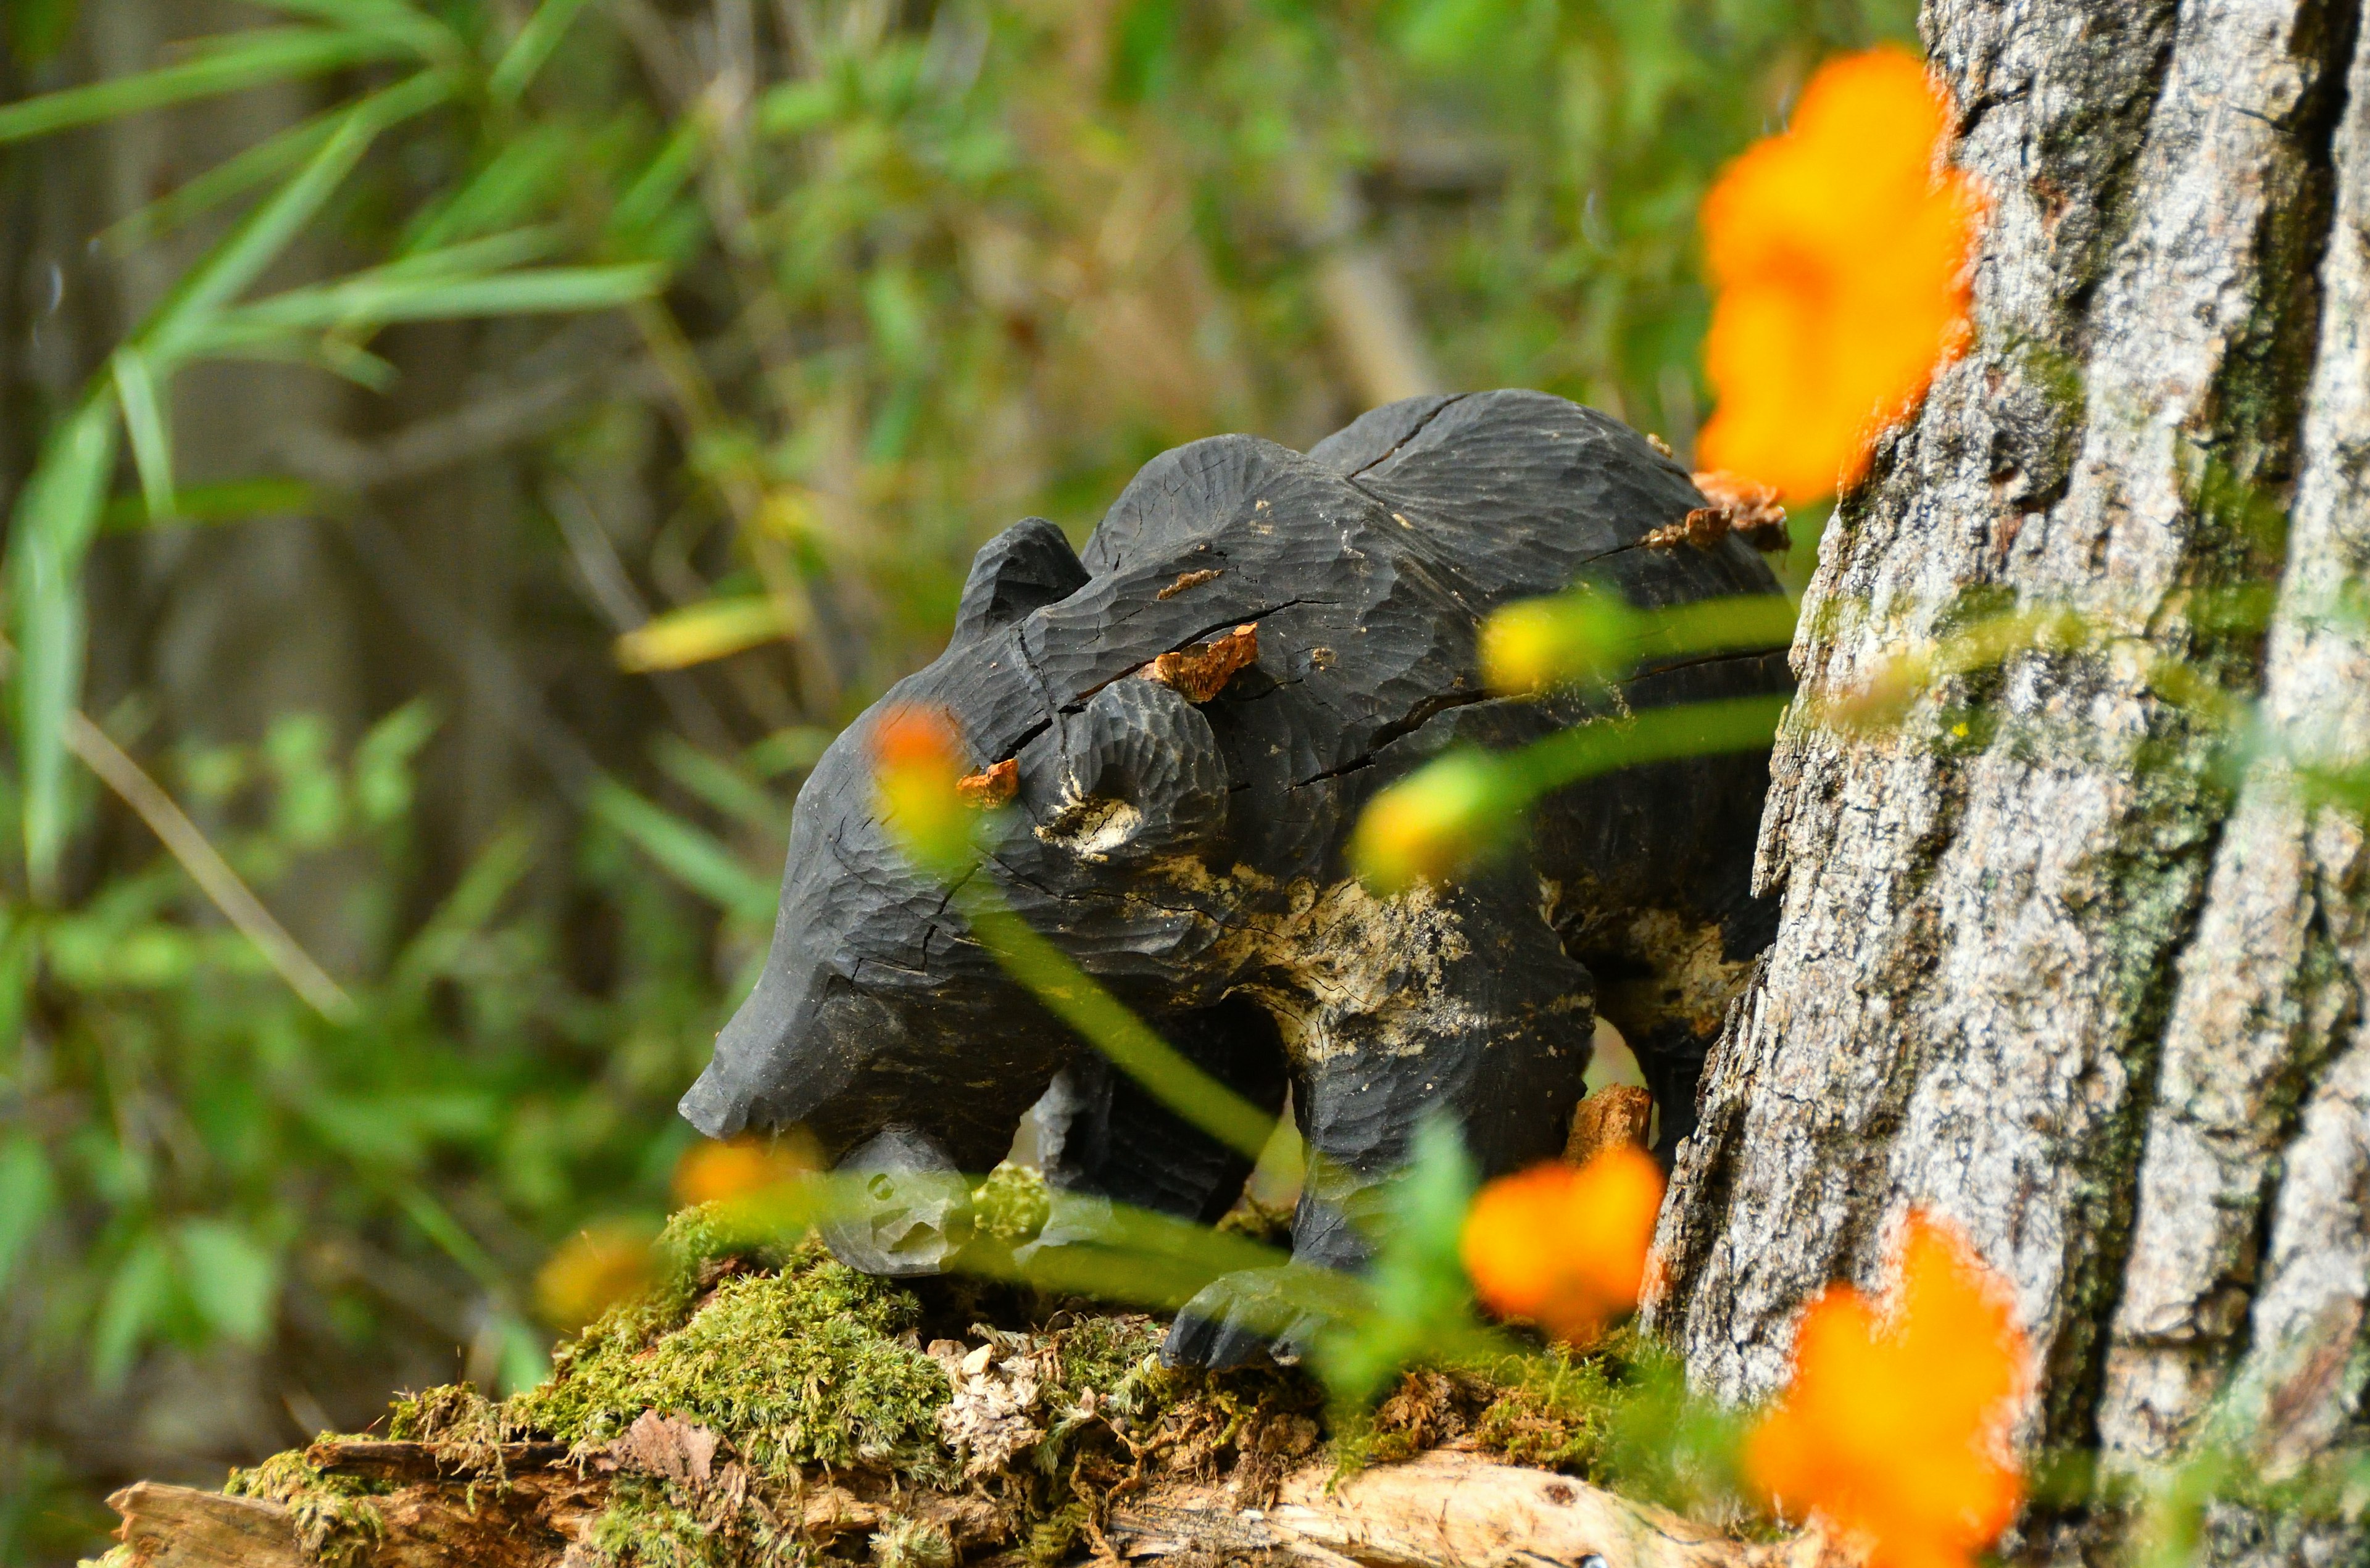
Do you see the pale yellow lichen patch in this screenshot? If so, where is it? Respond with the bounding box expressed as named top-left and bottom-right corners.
top-left (1595, 908), bottom-right (1752, 1042)
top-left (1035, 796), bottom-right (1144, 860)
top-left (1204, 872), bottom-right (1485, 1064)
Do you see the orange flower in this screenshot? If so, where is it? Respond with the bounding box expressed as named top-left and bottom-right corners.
top-left (1744, 1212), bottom-right (2029, 1568)
top-left (673, 1136), bottom-right (814, 1209)
top-left (1696, 46), bottom-right (1986, 502)
top-left (1459, 1147), bottom-right (1665, 1345)
top-left (534, 1219), bottom-right (657, 1332)
top-left (871, 704), bottom-right (976, 872)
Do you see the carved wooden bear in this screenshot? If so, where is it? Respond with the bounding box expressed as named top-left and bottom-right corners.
top-left (679, 390), bottom-right (1793, 1367)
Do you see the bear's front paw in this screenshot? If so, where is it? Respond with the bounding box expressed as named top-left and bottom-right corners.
top-left (1161, 1267), bottom-right (1332, 1371)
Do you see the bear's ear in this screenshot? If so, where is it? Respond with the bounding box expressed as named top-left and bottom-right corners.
top-left (952, 518), bottom-right (1090, 644)
top-left (1034, 679), bottom-right (1228, 863)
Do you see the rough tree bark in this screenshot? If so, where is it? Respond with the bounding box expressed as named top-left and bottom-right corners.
top-left (1650, 0), bottom-right (2370, 1556)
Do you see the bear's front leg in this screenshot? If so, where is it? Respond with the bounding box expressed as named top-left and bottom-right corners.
top-left (1162, 883), bottom-right (1595, 1369)
top-left (1044, 997), bottom-right (1291, 1222)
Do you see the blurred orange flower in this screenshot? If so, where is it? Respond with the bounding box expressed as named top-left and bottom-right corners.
top-left (1696, 46), bottom-right (1986, 502)
top-left (534, 1219), bottom-right (657, 1332)
top-left (1744, 1212), bottom-right (2029, 1568)
top-left (1460, 1146), bottom-right (1665, 1345)
top-left (871, 704), bottom-right (976, 871)
top-left (673, 1136), bottom-right (813, 1209)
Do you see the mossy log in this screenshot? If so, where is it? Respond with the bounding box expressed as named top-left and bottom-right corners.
top-left (102, 1445), bottom-right (1847, 1568)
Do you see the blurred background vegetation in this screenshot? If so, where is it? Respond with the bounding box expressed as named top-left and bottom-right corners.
top-left (0, 0), bottom-right (1911, 1557)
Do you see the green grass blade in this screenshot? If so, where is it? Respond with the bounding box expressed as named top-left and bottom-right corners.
top-left (587, 776), bottom-right (778, 922)
top-left (376, 225), bottom-right (568, 280)
top-left (489, 0), bottom-right (599, 104)
top-left (171, 318), bottom-right (397, 389)
top-left (231, 262), bottom-right (667, 330)
top-left (97, 70), bottom-right (449, 252)
top-left (7, 397), bottom-right (121, 895)
top-left (110, 349), bottom-right (177, 521)
top-left (235, 0), bottom-right (460, 61)
top-left (102, 477), bottom-right (319, 533)
top-left (959, 893), bottom-right (1279, 1161)
top-left (404, 127), bottom-right (575, 251)
top-left (1507, 691), bottom-right (1794, 803)
top-left (0, 27), bottom-right (409, 143)
top-left (610, 119), bottom-right (705, 236)
top-left (652, 736), bottom-right (791, 834)
top-left (388, 824), bottom-right (538, 995)
top-left (0, 1135), bottom-right (58, 1298)
top-left (141, 105), bottom-right (383, 363)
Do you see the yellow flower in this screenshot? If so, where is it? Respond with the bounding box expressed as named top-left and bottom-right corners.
top-left (1479, 593), bottom-right (1639, 697)
top-left (1459, 1147), bottom-right (1665, 1346)
top-left (1696, 46), bottom-right (1986, 502)
top-left (534, 1219), bottom-right (657, 1332)
top-left (1744, 1212), bottom-right (2028, 1568)
top-left (1350, 753), bottom-right (1517, 894)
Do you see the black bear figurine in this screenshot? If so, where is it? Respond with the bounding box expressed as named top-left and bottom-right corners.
top-left (680, 390), bottom-right (1792, 1367)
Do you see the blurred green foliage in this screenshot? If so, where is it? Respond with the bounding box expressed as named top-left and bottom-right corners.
top-left (0, 0), bottom-right (1912, 1556)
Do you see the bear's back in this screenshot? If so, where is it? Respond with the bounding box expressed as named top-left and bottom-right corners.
top-left (1081, 390), bottom-right (1777, 617)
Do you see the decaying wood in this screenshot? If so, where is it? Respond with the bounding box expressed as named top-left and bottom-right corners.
top-left (1112, 1450), bottom-right (1848, 1568)
top-left (1567, 1085), bottom-right (1654, 1163)
top-left (307, 1440), bottom-right (573, 1482)
top-left (107, 1483), bottom-right (308, 1568)
top-left (1639, 475), bottom-right (1790, 555)
top-left (108, 1450), bottom-right (1851, 1568)
top-left (1649, 0), bottom-right (2370, 1555)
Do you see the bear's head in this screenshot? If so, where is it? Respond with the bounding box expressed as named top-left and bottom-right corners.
top-left (676, 516), bottom-right (1238, 1176)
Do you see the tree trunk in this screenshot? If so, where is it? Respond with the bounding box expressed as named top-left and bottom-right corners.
top-left (1651, 0), bottom-right (2370, 1553)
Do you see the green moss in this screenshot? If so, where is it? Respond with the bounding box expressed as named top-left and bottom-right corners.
top-left (970, 1163), bottom-right (1050, 1243)
top-left (869, 1516), bottom-right (955, 1568)
top-left (513, 1235), bottom-right (950, 1479)
top-left (223, 1448), bottom-right (387, 1568)
top-left (586, 1479), bottom-right (747, 1568)
top-left (1469, 1347), bottom-right (1623, 1470)
top-left (1023, 1502), bottom-right (1088, 1568)
top-left (386, 1383), bottom-right (508, 1446)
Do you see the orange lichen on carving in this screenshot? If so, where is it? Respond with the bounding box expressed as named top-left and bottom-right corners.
top-left (1157, 568), bottom-right (1225, 600)
top-left (1142, 623), bottom-right (1258, 701)
top-left (957, 757), bottom-right (1019, 807)
top-left (1695, 46), bottom-right (1987, 501)
top-left (1459, 1145), bottom-right (1665, 1346)
top-left (1744, 1212), bottom-right (2029, 1568)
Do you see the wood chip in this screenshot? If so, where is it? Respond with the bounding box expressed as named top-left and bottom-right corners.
top-left (1141, 624), bottom-right (1258, 702)
top-left (957, 756), bottom-right (1018, 806)
top-left (1111, 1450), bottom-right (1854, 1568)
top-left (1157, 568), bottom-right (1224, 600)
top-left (1567, 1085), bottom-right (1655, 1163)
top-left (602, 1409), bottom-right (721, 1490)
top-left (108, 1483), bottom-right (305, 1568)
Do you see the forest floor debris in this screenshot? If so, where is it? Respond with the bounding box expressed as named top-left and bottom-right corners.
top-left (90, 1203), bottom-right (1760, 1568)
